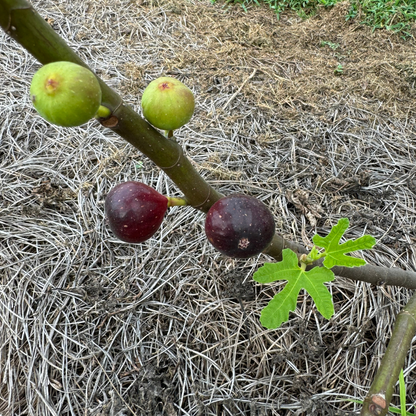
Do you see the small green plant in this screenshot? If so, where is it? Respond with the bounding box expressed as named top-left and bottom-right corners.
top-left (346, 0), bottom-right (416, 37)
top-left (334, 63), bottom-right (344, 75)
top-left (320, 40), bottom-right (340, 49)
top-left (254, 218), bottom-right (376, 329)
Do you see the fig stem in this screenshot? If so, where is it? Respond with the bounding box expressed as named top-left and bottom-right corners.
top-left (164, 130), bottom-right (174, 139)
top-left (96, 105), bottom-right (111, 118)
top-left (167, 196), bottom-right (188, 207)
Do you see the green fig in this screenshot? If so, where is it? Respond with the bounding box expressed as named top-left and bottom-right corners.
top-left (30, 61), bottom-right (102, 127)
top-left (141, 76), bottom-right (195, 132)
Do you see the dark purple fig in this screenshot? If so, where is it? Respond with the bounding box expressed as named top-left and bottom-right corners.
top-left (205, 194), bottom-right (275, 258)
top-left (105, 181), bottom-right (168, 243)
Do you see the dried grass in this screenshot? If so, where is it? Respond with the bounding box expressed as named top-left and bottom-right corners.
top-left (1, 0), bottom-right (416, 415)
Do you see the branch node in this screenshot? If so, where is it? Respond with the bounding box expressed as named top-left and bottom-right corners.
top-left (5, 5), bottom-right (32, 32)
top-left (368, 394), bottom-right (386, 415)
top-left (159, 145), bottom-right (183, 170)
top-left (100, 115), bottom-right (119, 128)
top-left (192, 187), bottom-right (212, 210)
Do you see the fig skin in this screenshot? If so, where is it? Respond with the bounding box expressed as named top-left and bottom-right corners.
top-left (30, 61), bottom-right (101, 127)
top-left (205, 194), bottom-right (275, 258)
top-left (105, 181), bottom-right (168, 244)
top-left (141, 76), bottom-right (195, 131)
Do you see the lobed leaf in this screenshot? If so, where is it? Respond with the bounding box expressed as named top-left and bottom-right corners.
top-left (254, 249), bottom-right (301, 284)
top-left (254, 249), bottom-right (335, 329)
top-left (312, 218), bottom-right (376, 269)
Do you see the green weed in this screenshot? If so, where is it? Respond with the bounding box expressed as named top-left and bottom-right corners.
top-left (346, 0), bottom-right (416, 36)
top-left (320, 40), bottom-right (340, 49)
top-left (334, 63), bottom-right (344, 75)
top-left (210, 0), bottom-right (416, 36)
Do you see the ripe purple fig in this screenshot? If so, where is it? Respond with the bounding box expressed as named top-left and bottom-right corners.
top-left (141, 76), bottom-right (195, 131)
top-left (105, 181), bottom-right (168, 244)
top-left (30, 61), bottom-right (101, 127)
top-left (205, 194), bottom-right (275, 258)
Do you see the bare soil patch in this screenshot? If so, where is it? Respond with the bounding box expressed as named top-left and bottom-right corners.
top-left (0, 1), bottom-right (415, 415)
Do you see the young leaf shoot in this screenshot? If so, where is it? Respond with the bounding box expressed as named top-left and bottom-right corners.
top-left (312, 218), bottom-right (376, 269)
top-left (254, 248), bottom-right (335, 329)
top-left (254, 218), bottom-right (376, 329)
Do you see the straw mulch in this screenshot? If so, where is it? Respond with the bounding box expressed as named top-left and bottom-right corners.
top-left (1, 0), bottom-right (415, 415)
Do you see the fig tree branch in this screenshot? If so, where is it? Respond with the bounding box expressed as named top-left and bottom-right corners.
top-left (0, 0), bottom-right (222, 211)
top-left (359, 292), bottom-right (416, 416)
top-left (1, 0), bottom-right (416, 290)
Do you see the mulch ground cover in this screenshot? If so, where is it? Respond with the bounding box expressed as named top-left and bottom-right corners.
top-left (1, 0), bottom-right (415, 414)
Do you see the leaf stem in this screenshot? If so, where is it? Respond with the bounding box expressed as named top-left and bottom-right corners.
top-left (306, 249), bottom-right (327, 264)
top-left (314, 251), bottom-right (327, 260)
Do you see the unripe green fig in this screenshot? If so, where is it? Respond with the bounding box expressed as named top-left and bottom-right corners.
top-left (30, 61), bottom-right (102, 127)
top-left (141, 76), bottom-right (195, 131)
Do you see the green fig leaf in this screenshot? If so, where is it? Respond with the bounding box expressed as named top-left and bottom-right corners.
top-left (312, 218), bottom-right (376, 269)
top-left (254, 249), bottom-right (335, 329)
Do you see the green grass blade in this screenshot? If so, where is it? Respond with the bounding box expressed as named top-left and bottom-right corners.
top-left (399, 368), bottom-right (406, 416)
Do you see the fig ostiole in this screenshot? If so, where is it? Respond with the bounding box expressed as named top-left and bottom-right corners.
top-left (205, 194), bottom-right (275, 259)
top-left (105, 181), bottom-right (187, 244)
top-left (30, 61), bottom-right (102, 127)
top-left (141, 76), bottom-right (195, 132)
